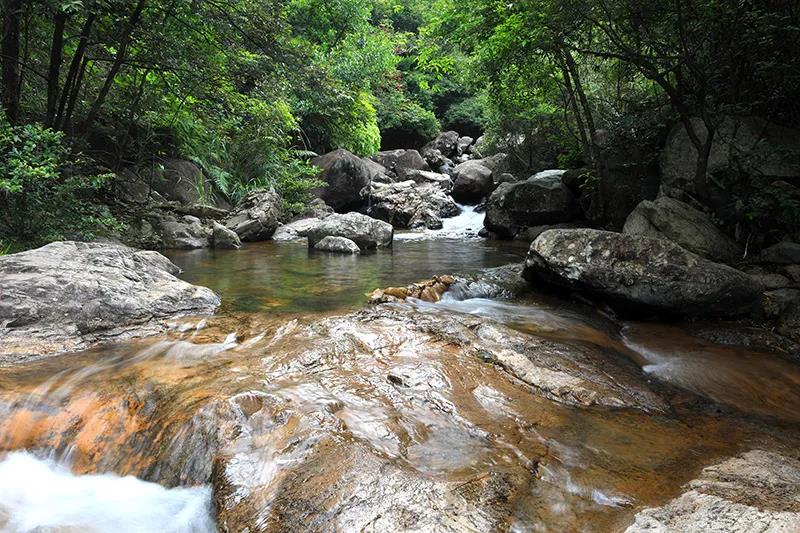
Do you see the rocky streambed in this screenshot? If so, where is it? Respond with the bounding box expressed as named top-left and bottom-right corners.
top-left (1, 238), bottom-right (799, 532)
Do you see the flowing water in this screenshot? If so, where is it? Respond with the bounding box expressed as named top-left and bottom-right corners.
top-left (1, 238), bottom-right (799, 532)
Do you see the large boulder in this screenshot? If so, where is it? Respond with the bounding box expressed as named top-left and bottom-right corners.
top-left (625, 450), bottom-right (800, 533)
top-left (157, 215), bottom-right (212, 249)
top-left (371, 149), bottom-right (430, 180)
top-left (523, 229), bottom-right (763, 317)
top-left (306, 212), bottom-right (393, 250)
top-left (313, 236), bottom-right (361, 254)
top-left (364, 181), bottom-right (460, 230)
top-left (0, 241), bottom-right (220, 362)
top-left (623, 197), bottom-right (742, 263)
top-left (272, 217), bottom-right (322, 241)
top-left (151, 159), bottom-right (230, 209)
top-left (450, 160), bottom-right (493, 204)
top-left (661, 116), bottom-right (800, 201)
top-left (211, 221), bottom-right (242, 249)
top-left (311, 149), bottom-right (372, 211)
top-left (421, 131), bottom-right (460, 165)
top-left (758, 241), bottom-right (800, 265)
top-left (224, 190), bottom-right (282, 241)
top-left (484, 170), bottom-right (580, 238)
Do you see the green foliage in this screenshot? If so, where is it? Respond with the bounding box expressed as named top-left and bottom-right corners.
top-left (0, 118), bottom-right (119, 245)
top-left (375, 84), bottom-right (440, 148)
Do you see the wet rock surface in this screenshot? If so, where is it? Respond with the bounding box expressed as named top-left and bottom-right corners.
top-left (524, 229), bottom-right (763, 317)
top-left (625, 450), bottom-right (800, 533)
top-left (0, 241), bottom-right (220, 362)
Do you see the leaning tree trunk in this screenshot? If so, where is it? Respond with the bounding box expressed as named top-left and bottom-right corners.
top-left (45, 10), bottom-right (67, 127)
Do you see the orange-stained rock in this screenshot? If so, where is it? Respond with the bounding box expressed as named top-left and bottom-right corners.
top-left (367, 275), bottom-right (457, 304)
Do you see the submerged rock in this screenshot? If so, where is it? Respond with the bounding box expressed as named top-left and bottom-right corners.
top-left (367, 275), bottom-right (457, 303)
top-left (313, 235), bottom-right (361, 254)
top-left (623, 197), bottom-right (742, 263)
top-left (625, 450), bottom-right (800, 532)
top-left (524, 229), bottom-right (763, 317)
top-left (224, 190), bottom-right (282, 241)
top-left (306, 212), bottom-right (393, 250)
top-left (0, 242), bottom-right (220, 362)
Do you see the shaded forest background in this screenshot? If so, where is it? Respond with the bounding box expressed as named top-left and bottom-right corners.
top-left (1, 0), bottom-right (799, 248)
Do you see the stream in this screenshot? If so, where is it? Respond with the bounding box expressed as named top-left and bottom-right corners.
top-left (1, 226), bottom-right (799, 531)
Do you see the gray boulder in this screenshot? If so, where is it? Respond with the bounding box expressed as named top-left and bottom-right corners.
top-left (311, 149), bottom-right (372, 211)
top-left (623, 197), bottom-right (742, 263)
top-left (364, 181), bottom-right (460, 230)
top-left (421, 131), bottom-right (460, 163)
top-left (477, 152), bottom-right (508, 174)
top-left (151, 159), bottom-right (230, 209)
top-left (211, 221), bottom-right (241, 249)
top-left (450, 160), bottom-right (493, 204)
top-left (273, 218), bottom-right (322, 241)
top-left (401, 169), bottom-right (453, 191)
top-left (661, 116), bottom-right (800, 200)
top-left (361, 157), bottom-right (392, 184)
top-left (626, 450), bottom-right (800, 533)
top-left (759, 242), bottom-right (800, 265)
top-left (157, 215), bottom-right (211, 249)
top-left (224, 190), bottom-right (282, 241)
top-left (0, 241), bottom-right (220, 362)
top-left (371, 149), bottom-right (430, 180)
top-left (524, 229), bottom-right (763, 317)
top-left (313, 236), bottom-right (361, 254)
top-left (307, 212), bottom-right (393, 250)
top-left (457, 136), bottom-right (474, 155)
top-left (484, 170), bottom-right (580, 238)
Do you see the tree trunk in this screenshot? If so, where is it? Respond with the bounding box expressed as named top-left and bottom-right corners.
top-left (62, 55), bottom-right (89, 133)
top-left (563, 50), bottom-right (597, 164)
top-left (1, 0), bottom-right (22, 123)
top-left (45, 10), bottom-right (67, 127)
top-left (81, 0), bottom-right (147, 134)
top-left (55, 12), bottom-right (95, 130)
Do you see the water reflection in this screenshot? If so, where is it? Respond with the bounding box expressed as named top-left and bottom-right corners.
top-left (167, 240), bottom-right (527, 314)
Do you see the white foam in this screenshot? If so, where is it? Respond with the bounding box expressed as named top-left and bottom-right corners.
top-left (395, 204), bottom-right (485, 241)
top-left (0, 452), bottom-right (215, 533)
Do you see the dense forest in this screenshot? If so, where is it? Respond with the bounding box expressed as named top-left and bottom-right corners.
top-left (1, 0), bottom-right (799, 249)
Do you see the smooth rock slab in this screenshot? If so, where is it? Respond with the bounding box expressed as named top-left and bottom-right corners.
top-left (524, 229), bottom-right (763, 317)
top-left (0, 241), bottom-right (220, 362)
top-left (625, 450), bottom-right (800, 532)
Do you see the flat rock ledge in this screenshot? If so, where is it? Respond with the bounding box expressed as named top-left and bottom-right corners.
top-left (625, 449), bottom-right (800, 533)
top-left (0, 241), bottom-right (220, 363)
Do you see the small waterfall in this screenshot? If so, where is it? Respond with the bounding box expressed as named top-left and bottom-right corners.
top-left (395, 204), bottom-right (485, 240)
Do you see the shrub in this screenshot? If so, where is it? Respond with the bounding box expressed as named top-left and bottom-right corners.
top-left (0, 117), bottom-right (119, 246)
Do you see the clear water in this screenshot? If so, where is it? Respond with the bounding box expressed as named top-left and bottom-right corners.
top-left (167, 238), bottom-right (528, 314)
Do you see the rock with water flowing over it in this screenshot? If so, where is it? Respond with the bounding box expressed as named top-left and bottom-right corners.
top-left (364, 181), bottom-right (461, 230)
top-left (0, 241), bottom-right (220, 362)
top-left (306, 212), bottom-right (393, 250)
top-left (450, 160), bottom-right (494, 204)
top-left (313, 235), bottom-right (361, 254)
top-left (484, 170), bottom-right (580, 238)
top-left (623, 196), bottom-right (742, 263)
top-left (311, 149), bottom-right (372, 211)
top-left (524, 229), bottom-right (763, 317)
top-left (224, 190), bottom-right (282, 241)
top-left (625, 450), bottom-right (800, 533)
top-left (367, 275), bottom-right (456, 303)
